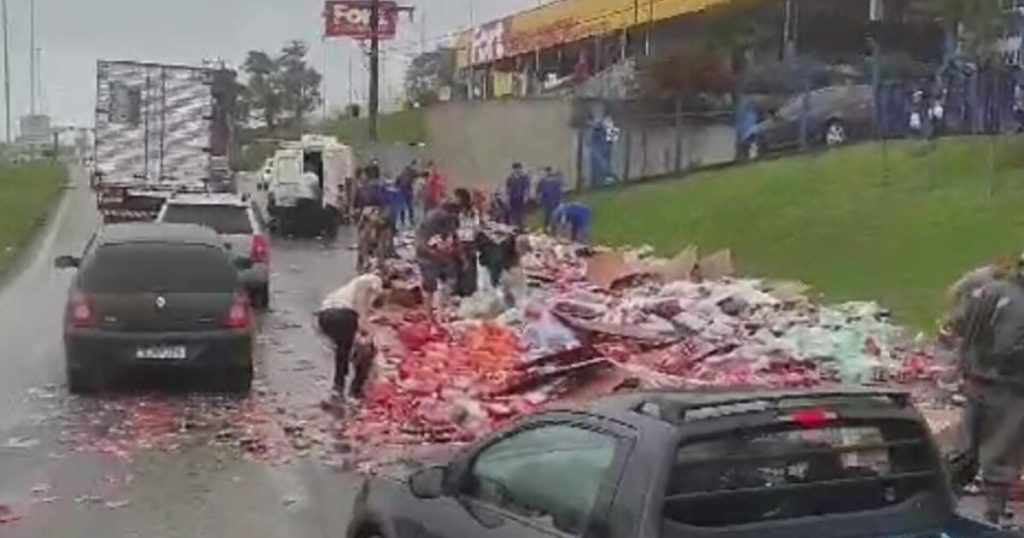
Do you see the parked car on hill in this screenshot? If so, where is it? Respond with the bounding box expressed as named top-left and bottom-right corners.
top-left (55, 223), bottom-right (255, 393)
top-left (346, 388), bottom-right (1015, 538)
top-left (742, 84), bottom-right (875, 160)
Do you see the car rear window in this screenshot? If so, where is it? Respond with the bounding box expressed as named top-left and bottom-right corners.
top-left (79, 243), bottom-right (238, 293)
top-left (662, 419), bottom-right (938, 529)
top-left (162, 204), bottom-right (252, 235)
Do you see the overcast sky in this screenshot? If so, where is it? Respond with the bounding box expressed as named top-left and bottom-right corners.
top-left (1, 0), bottom-right (534, 131)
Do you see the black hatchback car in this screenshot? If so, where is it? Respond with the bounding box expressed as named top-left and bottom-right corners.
top-left (55, 223), bottom-right (255, 393)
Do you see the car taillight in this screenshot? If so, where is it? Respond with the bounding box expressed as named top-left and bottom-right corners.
top-left (225, 293), bottom-right (251, 330)
top-left (68, 293), bottom-right (97, 328)
top-left (787, 409), bottom-right (837, 428)
top-left (250, 234), bottom-right (269, 264)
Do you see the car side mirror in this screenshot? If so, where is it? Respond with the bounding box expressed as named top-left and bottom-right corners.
top-left (54, 255), bottom-right (80, 269)
top-left (233, 257), bottom-right (254, 271)
top-left (409, 466), bottom-right (446, 499)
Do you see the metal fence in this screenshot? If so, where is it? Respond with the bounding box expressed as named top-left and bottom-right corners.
top-left (575, 101), bottom-right (736, 189)
top-left (574, 64), bottom-right (1024, 190)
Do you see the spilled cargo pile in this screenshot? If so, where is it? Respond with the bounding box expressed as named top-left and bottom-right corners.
top-left (341, 228), bottom-right (954, 463)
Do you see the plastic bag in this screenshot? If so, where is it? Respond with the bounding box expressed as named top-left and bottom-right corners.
top-left (500, 267), bottom-right (528, 308)
top-left (458, 289), bottom-right (506, 319)
top-left (521, 309), bottom-right (579, 356)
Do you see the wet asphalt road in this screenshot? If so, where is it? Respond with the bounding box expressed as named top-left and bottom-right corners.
top-left (0, 166), bottom-right (367, 537)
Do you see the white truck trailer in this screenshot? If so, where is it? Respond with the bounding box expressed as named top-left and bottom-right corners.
top-left (92, 60), bottom-right (237, 222)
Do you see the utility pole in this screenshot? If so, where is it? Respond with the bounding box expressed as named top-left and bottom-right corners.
top-left (366, 0), bottom-right (413, 140)
top-left (29, 0), bottom-right (36, 115)
top-left (646, 0), bottom-right (653, 56)
top-left (1, 0), bottom-right (10, 142)
top-left (467, 0), bottom-right (475, 101)
top-left (368, 0), bottom-right (380, 141)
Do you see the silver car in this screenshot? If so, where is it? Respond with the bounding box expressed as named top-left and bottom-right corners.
top-left (157, 193), bottom-right (271, 308)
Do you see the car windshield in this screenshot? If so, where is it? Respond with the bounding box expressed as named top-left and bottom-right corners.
top-left (776, 95), bottom-right (807, 119)
top-left (79, 243), bottom-right (238, 293)
top-left (162, 204), bottom-right (253, 235)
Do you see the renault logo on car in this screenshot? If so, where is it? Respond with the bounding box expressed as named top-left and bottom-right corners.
top-left (155, 296), bottom-right (166, 309)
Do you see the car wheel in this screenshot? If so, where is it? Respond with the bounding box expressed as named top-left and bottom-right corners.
top-left (67, 357), bottom-right (104, 394)
top-left (68, 370), bottom-right (100, 394)
top-left (250, 285), bottom-right (270, 309)
top-left (745, 138), bottom-right (763, 160)
top-left (824, 120), bottom-right (848, 147)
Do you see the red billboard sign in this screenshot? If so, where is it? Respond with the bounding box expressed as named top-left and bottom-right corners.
top-left (324, 1), bottom-right (399, 39)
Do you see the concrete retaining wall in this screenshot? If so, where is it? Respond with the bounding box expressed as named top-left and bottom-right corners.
top-left (423, 99), bottom-right (579, 192)
top-left (419, 99), bottom-right (738, 193)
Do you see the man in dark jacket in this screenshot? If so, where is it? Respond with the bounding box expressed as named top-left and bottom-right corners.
top-left (956, 254), bottom-right (1024, 524)
top-left (415, 202), bottom-right (460, 322)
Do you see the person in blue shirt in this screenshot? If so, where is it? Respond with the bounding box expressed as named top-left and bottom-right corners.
top-left (382, 179), bottom-right (406, 231)
top-left (552, 201), bottom-right (592, 244)
top-left (536, 167), bottom-right (565, 233)
top-left (505, 162), bottom-right (531, 230)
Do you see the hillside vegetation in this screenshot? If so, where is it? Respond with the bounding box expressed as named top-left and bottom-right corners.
top-left (0, 161), bottom-right (66, 276)
top-left (582, 136), bottom-right (1024, 330)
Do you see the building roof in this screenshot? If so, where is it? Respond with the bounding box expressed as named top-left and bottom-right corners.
top-left (98, 223), bottom-right (223, 246)
top-left (456, 0), bottom-right (739, 67)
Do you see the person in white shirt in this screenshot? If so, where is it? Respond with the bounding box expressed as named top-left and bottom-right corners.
top-left (316, 273), bottom-right (384, 399)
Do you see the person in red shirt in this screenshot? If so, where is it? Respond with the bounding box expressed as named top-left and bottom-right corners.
top-left (424, 162), bottom-right (446, 211)
top-left (573, 52), bottom-right (591, 85)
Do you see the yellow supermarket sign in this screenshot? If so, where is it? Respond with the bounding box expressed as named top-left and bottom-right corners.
top-left (457, 0), bottom-right (738, 67)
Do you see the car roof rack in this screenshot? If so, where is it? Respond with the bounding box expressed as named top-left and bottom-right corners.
top-left (610, 388), bottom-right (912, 423)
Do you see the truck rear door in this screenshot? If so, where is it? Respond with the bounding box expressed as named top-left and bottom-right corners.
top-left (94, 61), bottom-right (213, 188)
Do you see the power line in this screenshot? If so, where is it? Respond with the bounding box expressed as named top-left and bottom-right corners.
top-left (368, 0), bottom-right (380, 140)
top-left (29, 0), bottom-right (35, 115)
top-left (1, 0), bottom-right (9, 142)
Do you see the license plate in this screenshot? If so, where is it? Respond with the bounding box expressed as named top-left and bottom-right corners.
top-left (135, 346), bottom-right (187, 360)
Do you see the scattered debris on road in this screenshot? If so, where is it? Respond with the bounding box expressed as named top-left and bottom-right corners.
top-left (0, 504), bottom-right (20, 525)
top-left (3, 436), bottom-right (41, 449)
top-left (335, 230), bottom-right (958, 465)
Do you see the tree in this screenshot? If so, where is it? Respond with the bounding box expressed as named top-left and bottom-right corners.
top-left (278, 40), bottom-right (323, 127)
top-left (405, 48), bottom-right (457, 106)
top-left (704, 8), bottom-right (775, 75)
top-left (240, 41), bottom-right (322, 130)
top-left (636, 48), bottom-right (735, 109)
top-left (242, 50), bottom-right (283, 129)
top-left (937, 0), bottom-right (1008, 63)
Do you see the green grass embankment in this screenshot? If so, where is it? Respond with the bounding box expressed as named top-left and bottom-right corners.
top-left (581, 136), bottom-right (1024, 331)
top-left (0, 160), bottom-right (66, 275)
top-left (321, 108), bottom-right (426, 145)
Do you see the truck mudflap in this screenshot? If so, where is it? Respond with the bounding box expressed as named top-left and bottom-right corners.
top-left (100, 208), bottom-right (162, 223)
top-left (95, 187), bottom-right (169, 223)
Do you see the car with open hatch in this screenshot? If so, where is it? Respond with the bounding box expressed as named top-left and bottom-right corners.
top-left (345, 388), bottom-right (1018, 538)
top-left (156, 192), bottom-right (271, 308)
top-left (742, 84), bottom-right (874, 161)
top-left (55, 223), bottom-right (255, 393)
